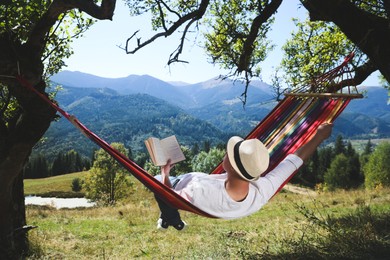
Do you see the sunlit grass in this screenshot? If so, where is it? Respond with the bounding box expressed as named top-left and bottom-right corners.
top-left (26, 178), bottom-right (390, 259)
top-left (24, 172), bottom-right (88, 197)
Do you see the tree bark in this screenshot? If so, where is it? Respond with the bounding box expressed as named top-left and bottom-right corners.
top-left (302, 0), bottom-right (390, 83)
top-left (0, 1), bottom-right (116, 258)
top-left (0, 34), bottom-right (56, 258)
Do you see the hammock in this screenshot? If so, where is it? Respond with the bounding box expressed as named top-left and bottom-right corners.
top-left (17, 54), bottom-right (363, 218)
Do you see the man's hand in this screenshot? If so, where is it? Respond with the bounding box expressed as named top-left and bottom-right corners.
top-left (161, 159), bottom-right (174, 176)
top-left (316, 122), bottom-right (333, 141)
top-left (160, 159), bottom-right (174, 188)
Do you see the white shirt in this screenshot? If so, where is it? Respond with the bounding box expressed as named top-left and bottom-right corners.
top-left (174, 154), bottom-right (303, 219)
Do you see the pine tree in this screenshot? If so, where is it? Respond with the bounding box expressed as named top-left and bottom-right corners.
top-left (334, 135), bottom-right (346, 156)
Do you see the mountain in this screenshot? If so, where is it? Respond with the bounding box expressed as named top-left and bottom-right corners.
top-left (344, 86), bottom-right (390, 122)
top-left (51, 71), bottom-right (192, 108)
top-left (51, 71), bottom-right (274, 109)
top-left (38, 90), bottom-right (228, 159)
top-left (173, 77), bottom-right (274, 107)
top-left (41, 71), bottom-right (390, 160)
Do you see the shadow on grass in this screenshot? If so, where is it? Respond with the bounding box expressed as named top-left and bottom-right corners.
top-left (241, 204), bottom-right (390, 259)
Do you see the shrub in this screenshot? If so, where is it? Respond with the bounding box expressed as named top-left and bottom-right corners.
top-left (71, 178), bottom-right (83, 192)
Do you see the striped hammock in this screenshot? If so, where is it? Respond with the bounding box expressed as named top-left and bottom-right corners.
top-left (17, 54), bottom-right (363, 218)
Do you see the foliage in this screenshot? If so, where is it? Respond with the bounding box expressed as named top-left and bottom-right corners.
top-left (71, 178), bottom-right (83, 192)
top-left (0, 1), bottom-right (94, 77)
top-left (364, 142), bottom-right (390, 189)
top-left (83, 143), bottom-right (133, 205)
top-left (324, 154), bottom-right (351, 191)
top-left (281, 19), bottom-right (364, 90)
top-left (23, 150), bottom-right (90, 179)
top-left (51, 150), bottom-right (91, 176)
top-left (192, 146), bottom-right (225, 173)
top-left (23, 153), bottom-right (50, 179)
top-left (204, 0), bottom-right (274, 78)
top-left (297, 135), bottom-right (368, 190)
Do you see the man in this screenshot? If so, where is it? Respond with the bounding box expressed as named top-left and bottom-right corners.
top-left (154, 123), bottom-right (333, 231)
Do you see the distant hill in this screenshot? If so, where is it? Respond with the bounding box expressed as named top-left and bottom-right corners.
top-left (38, 90), bottom-right (228, 159)
top-left (51, 71), bottom-right (274, 109)
top-left (51, 71), bottom-right (192, 108)
top-left (39, 71), bottom-right (389, 159)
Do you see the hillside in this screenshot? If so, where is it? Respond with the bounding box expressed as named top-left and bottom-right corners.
top-left (38, 71), bottom-right (390, 160)
top-left (37, 91), bottom-right (227, 159)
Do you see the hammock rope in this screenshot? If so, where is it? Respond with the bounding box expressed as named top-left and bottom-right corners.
top-left (16, 53), bottom-right (363, 218)
top-left (16, 76), bottom-right (214, 217)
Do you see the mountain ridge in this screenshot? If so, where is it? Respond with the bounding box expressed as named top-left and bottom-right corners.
top-left (38, 71), bottom-right (390, 160)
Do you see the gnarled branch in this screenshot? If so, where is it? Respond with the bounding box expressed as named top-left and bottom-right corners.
top-left (237, 0), bottom-right (282, 74)
top-left (124, 0), bottom-right (209, 65)
top-left (328, 59), bottom-right (378, 92)
top-left (301, 0), bottom-right (390, 83)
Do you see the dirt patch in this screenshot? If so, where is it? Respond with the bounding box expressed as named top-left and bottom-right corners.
top-left (283, 184), bottom-right (317, 196)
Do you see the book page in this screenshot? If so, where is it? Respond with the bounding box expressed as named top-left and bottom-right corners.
top-left (159, 135), bottom-right (186, 165)
top-left (145, 137), bottom-right (167, 166)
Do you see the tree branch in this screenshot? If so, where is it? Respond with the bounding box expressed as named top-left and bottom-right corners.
top-left (26, 0), bottom-right (116, 56)
top-left (124, 0), bottom-right (209, 64)
top-left (301, 0), bottom-right (390, 82)
top-left (237, 0), bottom-right (282, 73)
top-left (328, 59), bottom-right (378, 92)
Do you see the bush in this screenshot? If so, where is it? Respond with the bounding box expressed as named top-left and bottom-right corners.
top-left (71, 178), bottom-right (83, 192)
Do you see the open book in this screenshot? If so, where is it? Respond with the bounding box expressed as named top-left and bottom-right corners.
top-left (144, 135), bottom-right (186, 166)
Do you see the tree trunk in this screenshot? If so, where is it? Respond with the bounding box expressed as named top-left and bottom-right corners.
top-left (0, 34), bottom-right (56, 259)
top-left (302, 0), bottom-right (390, 83)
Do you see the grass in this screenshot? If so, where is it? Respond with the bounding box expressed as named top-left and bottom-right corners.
top-left (24, 172), bottom-right (88, 198)
top-left (25, 175), bottom-right (390, 259)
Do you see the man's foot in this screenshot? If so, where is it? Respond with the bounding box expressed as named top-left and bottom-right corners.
top-left (157, 218), bottom-right (169, 231)
top-left (172, 220), bottom-right (188, 231)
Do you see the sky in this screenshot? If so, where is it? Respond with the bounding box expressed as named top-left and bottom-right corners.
top-left (64, 0), bottom-right (380, 86)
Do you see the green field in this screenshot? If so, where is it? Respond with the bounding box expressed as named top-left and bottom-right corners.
top-left (25, 174), bottom-right (390, 259)
top-left (25, 172), bottom-right (88, 198)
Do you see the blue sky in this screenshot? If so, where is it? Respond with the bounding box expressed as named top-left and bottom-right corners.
top-left (65, 0), bottom-right (380, 86)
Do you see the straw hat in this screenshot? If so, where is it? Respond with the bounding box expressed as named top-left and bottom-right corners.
top-left (227, 136), bottom-right (270, 181)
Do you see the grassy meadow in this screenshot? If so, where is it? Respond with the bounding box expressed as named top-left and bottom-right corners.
top-left (25, 173), bottom-right (390, 259)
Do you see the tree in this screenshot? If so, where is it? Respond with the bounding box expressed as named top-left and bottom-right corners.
top-left (324, 153), bottom-right (351, 190)
top-left (364, 142), bottom-right (390, 189)
top-left (51, 150), bottom-right (90, 176)
top-left (334, 135), bottom-right (346, 156)
top-left (360, 139), bottom-right (373, 170)
top-left (0, 1), bottom-right (115, 256)
top-left (192, 147), bottom-right (225, 173)
top-left (71, 178), bottom-right (83, 192)
top-left (83, 143), bottom-right (133, 205)
top-left (23, 154), bottom-right (50, 179)
top-left (301, 0), bottom-right (390, 84)
top-left (316, 146), bottom-right (334, 183)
